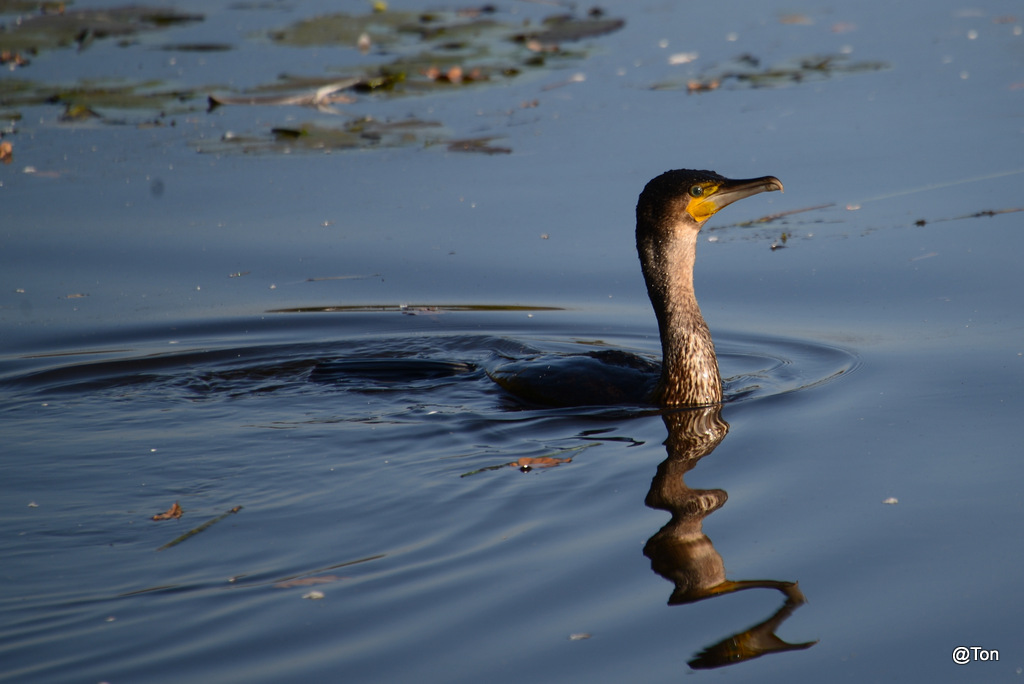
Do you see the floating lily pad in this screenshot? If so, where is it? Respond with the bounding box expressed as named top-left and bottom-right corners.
top-left (50, 80), bottom-right (199, 121)
top-left (446, 136), bottom-right (511, 155)
top-left (202, 117), bottom-right (449, 155)
top-left (512, 15), bottom-right (626, 47)
top-left (267, 9), bottom-right (423, 50)
top-left (0, 6), bottom-right (204, 54)
top-left (4, 4), bottom-right (623, 156)
top-left (55, 80), bottom-right (196, 110)
top-left (0, 76), bottom-right (201, 124)
top-left (203, 115), bottom-right (514, 156)
top-left (264, 7), bottom-right (624, 98)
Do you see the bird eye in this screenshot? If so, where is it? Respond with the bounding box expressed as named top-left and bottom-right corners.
top-left (689, 185), bottom-right (704, 197)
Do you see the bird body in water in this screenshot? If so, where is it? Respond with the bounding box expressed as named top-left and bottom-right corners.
top-left (314, 169), bottom-right (782, 407)
top-left (490, 169), bottom-right (783, 408)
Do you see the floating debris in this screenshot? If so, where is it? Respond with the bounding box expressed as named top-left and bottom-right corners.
top-left (421, 64), bottom-right (487, 85)
top-left (160, 43), bottom-right (233, 53)
top-left (542, 72), bottom-right (586, 91)
top-left (275, 575), bottom-right (342, 589)
top-left (0, 49), bottom-right (30, 68)
top-left (268, 8), bottom-right (623, 99)
top-left (779, 14), bottom-right (814, 26)
top-left (157, 505), bottom-right (242, 551)
top-left (208, 79), bottom-right (360, 113)
top-left (152, 501), bottom-right (183, 521)
top-left (729, 203), bottom-right (834, 228)
top-left (446, 137), bottom-right (511, 155)
top-left (668, 51), bottom-right (699, 65)
top-left (882, 497), bottom-right (899, 505)
top-left (656, 52), bottom-right (888, 92)
top-left (956, 207), bottom-right (1024, 220)
top-left (460, 443), bottom-right (596, 477)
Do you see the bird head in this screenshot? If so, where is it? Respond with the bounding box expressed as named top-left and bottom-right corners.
top-left (638, 169), bottom-right (784, 228)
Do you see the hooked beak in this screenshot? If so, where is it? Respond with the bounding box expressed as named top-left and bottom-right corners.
top-left (688, 175), bottom-right (783, 222)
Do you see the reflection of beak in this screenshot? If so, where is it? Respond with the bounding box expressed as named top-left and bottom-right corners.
top-left (690, 176), bottom-right (784, 222)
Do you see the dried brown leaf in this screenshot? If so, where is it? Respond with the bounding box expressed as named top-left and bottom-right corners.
top-left (513, 456), bottom-right (572, 471)
top-left (152, 501), bottom-right (183, 520)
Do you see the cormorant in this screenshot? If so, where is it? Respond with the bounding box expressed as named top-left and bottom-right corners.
top-left (490, 169), bottom-right (783, 408)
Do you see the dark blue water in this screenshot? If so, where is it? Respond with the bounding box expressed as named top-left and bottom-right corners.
top-left (3, 0), bottom-right (1024, 681)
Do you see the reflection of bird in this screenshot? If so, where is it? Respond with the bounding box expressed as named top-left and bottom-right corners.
top-left (491, 169), bottom-right (783, 407)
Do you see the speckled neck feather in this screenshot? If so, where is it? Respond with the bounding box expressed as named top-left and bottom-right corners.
top-left (636, 171), bottom-right (724, 407)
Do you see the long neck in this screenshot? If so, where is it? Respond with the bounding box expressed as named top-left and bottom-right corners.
top-left (638, 223), bottom-right (722, 407)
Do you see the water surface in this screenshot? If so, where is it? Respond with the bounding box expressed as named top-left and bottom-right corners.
top-left (2, 0), bottom-right (1023, 681)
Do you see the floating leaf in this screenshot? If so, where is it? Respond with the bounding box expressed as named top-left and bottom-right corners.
top-left (0, 6), bottom-right (204, 54)
top-left (152, 501), bottom-right (183, 520)
top-left (460, 443), bottom-right (595, 477)
top-left (267, 10), bottom-right (420, 49)
top-left (512, 455), bottom-right (573, 471)
top-left (267, 7), bottom-right (623, 98)
top-left (0, 79), bottom-right (202, 122)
